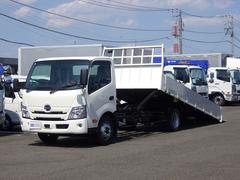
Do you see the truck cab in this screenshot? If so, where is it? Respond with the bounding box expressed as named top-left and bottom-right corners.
top-left (208, 67), bottom-right (240, 105)
top-left (164, 65), bottom-right (208, 98)
top-left (20, 57), bottom-right (117, 145)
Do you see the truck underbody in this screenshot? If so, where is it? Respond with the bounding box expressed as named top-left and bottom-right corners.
top-left (116, 85), bottom-right (221, 131)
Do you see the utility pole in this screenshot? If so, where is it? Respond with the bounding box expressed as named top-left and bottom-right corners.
top-left (172, 9), bottom-right (184, 54)
top-left (178, 10), bottom-right (183, 54)
top-left (225, 15), bottom-right (234, 56)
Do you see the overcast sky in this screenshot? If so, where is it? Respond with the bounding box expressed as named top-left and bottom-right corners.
top-left (0, 0), bottom-right (240, 58)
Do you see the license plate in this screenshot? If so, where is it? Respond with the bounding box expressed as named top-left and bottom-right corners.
top-left (29, 121), bottom-right (42, 130)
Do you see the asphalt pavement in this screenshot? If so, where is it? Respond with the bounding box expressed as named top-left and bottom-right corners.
top-left (0, 106), bottom-right (240, 180)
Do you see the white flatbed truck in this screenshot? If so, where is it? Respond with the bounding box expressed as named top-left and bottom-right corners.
top-left (19, 45), bottom-right (222, 145)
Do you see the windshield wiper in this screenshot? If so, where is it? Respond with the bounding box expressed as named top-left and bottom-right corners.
top-left (49, 84), bottom-right (79, 94)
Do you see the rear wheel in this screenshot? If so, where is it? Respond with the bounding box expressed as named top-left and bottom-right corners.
top-left (38, 133), bottom-right (58, 144)
top-left (212, 94), bottom-right (225, 106)
top-left (97, 115), bottom-right (116, 145)
top-left (168, 108), bottom-right (181, 131)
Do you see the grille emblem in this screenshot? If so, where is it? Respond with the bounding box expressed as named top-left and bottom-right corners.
top-left (44, 105), bottom-right (51, 111)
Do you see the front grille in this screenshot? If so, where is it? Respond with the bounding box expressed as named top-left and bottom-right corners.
top-left (34, 117), bottom-right (63, 121)
top-left (56, 124), bottom-right (69, 129)
top-left (33, 111), bottom-right (66, 114)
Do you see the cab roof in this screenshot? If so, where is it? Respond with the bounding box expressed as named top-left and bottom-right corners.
top-left (164, 65), bottom-right (202, 69)
top-left (35, 56), bottom-right (111, 62)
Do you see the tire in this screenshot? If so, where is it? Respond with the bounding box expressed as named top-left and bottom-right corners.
top-left (212, 94), bottom-right (225, 106)
top-left (1, 116), bottom-right (12, 131)
top-left (38, 133), bottom-right (58, 144)
top-left (168, 108), bottom-right (181, 131)
top-left (97, 115), bottom-right (116, 145)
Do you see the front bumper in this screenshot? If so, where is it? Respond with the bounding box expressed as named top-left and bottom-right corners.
top-left (225, 94), bottom-right (240, 102)
top-left (21, 118), bottom-right (88, 134)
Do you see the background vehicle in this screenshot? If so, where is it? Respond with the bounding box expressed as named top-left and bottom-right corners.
top-left (0, 65), bottom-right (6, 127)
top-left (2, 75), bottom-right (26, 130)
top-left (207, 67), bottom-right (240, 106)
top-left (18, 44), bottom-right (104, 76)
top-left (226, 57), bottom-right (240, 69)
top-left (164, 65), bottom-right (208, 97)
top-left (19, 45), bottom-right (222, 145)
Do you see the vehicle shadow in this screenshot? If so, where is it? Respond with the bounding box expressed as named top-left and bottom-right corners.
top-left (225, 101), bottom-right (240, 106)
top-left (0, 126), bottom-right (22, 137)
top-left (28, 118), bottom-right (223, 148)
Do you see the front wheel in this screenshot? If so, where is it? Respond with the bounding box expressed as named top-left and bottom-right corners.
top-left (38, 133), bottom-right (58, 144)
top-left (168, 108), bottom-right (181, 131)
top-left (212, 94), bottom-right (225, 106)
top-left (97, 115), bottom-right (116, 145)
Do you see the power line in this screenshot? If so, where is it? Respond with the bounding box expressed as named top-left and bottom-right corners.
top-left (183, 37), bottom-right (228, 44)
top-left (102, 0), bottom-right (174, 11)
top-left (0, 6), bottom-right (67, 43)
top-left (183, 37), bottom-right (240, 49)
top-left (184, 29), bottom-right (223, 34)
top-left (0, 37), bottom-right (34, 46)
top-left (77, 0), bottom-right (172, 12)
top-left (182, 10), bottom-right (226, 19)
top-left (234, 36), bottom-right (240, 44)
top-left (0, 12), bottom-right (171, 43)
top-left (8, 0), bottom-right (170, 32)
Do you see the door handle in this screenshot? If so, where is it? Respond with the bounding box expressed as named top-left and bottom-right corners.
top-left (215, 83), bottom-right (219, 85)
top-left (109, 96), bottom-right (114, 101)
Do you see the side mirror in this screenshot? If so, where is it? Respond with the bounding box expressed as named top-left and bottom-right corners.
top-left (13, 79), bottom-right (20, 92)
top-left (80, 69), bottom-right (88, 86)
top-left (182, 76), bottom-right (189, 84)
top-left (209, 73), bottom-right (214, 83)
top-left (210, 73), bottom-right (214, 79)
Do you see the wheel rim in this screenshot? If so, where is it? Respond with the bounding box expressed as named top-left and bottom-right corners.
top-left (215, 96), bottom-right (223, 105)
top-left (172, 111), bottom-right (180, 129)
top-left (100, 122), bottom-right (112, 140)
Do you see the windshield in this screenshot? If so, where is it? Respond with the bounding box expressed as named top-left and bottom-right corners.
top-left (26, 60), bottom-right (90, 91)
top-left (190, 68), bottom-right (207, 85)
top-left (230, 70), bottom-right (240, 84)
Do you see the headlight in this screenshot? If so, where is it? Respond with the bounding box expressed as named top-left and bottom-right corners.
top-left (21, 103), bottom-right (30, 119)
top-left (68, 106), bottom-right (86, 120)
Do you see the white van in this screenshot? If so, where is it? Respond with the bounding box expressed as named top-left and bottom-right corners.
top-left (2, 75), bottom-right (26, 130)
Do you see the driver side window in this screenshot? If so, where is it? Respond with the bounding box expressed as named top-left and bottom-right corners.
top-left (88, 61), bottom-right (111, 94)
top-left (174, 68), bottom-right (190, 83)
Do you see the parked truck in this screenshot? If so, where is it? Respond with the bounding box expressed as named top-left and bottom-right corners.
top-left (18, 44), bottom-right (105, 76)
top-left (226, 57), bottom-right (240, 69)
top-left (164, 63), bottom-right (208, 98)
top-left (164, 58), bottom-right (240, 105)
top-left (207, 67), bottom-right (240, 105)
top-left (18, 45), bottom-right (222, 145)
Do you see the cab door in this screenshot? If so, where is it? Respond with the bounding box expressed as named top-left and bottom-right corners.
top-left (214, 69), bottom-right (231, 94)
top-left (86, 60), bottom-right (116, 128)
